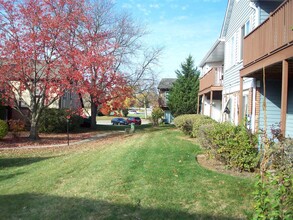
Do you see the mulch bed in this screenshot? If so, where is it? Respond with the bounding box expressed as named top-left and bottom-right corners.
top-left (196, 154), bottom-right (255, 178)
top-left (0, 131), bottom-right (101, 149)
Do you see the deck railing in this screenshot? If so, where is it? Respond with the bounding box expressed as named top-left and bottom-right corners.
top-left (199, 66), bottom-right (223, 92)
top-left (243, 0), bottom-right (293, 66)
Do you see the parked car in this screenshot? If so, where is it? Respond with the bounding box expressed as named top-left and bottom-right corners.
top-left (127, 117), bottom-right (141, 125)
top-left (128, 109), bottom-right (138, 114)
top-left (111, 118), bottom-right (128, 125)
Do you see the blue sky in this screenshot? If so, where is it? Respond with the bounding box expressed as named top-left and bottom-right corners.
top-left (114, 0), bottom-right (227, 79)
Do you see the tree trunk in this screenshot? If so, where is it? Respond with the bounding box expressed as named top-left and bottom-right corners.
top-left (29, 116), bottom-right (39, 140)
top-left (90, 98), bottom-right (97, 129)
top-left (144, 98), bottom-right (147, 119)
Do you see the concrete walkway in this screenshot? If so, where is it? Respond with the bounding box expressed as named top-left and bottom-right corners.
top-left (0, 131), bottom-right (125, 150)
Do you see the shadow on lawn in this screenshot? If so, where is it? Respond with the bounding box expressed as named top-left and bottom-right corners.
top-left (0, 157), bottom-right (53, 168)
top-left (0, 193), bottom-right (244, 220)
top-left (0, 172), bottom-right (26, 182)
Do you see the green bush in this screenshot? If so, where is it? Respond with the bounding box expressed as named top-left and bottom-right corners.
top-left (151, 107), bottom-right (164, 126)
top-left (122, 109), bottom-right (128, 117)
top-left (197, 123), bottom-right (216, 150)
top-left (39, 108), bottom-right (83, 133)
top-left (254, 138), bottom-right (293, 219)
top-left (204, 122), bottom-right (259, 171)
top-left (0, 119), bottom-right (8, 139)
top-left (8, 119), bottom-right (26, 138)
top-left (191, 117), bottom-right (217, 138)
top-left (174, 114), bottom-right (216, 137)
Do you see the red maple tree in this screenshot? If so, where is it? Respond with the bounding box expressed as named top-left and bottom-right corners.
top-left (76, 4), bottom-right (133, 128)
top-left (0, 0), bottom-right (87, 139)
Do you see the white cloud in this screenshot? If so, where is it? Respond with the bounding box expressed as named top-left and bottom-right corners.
top-left (122, 3), bottom-right (133, 9)
top-left (150, 4), bottom-right (160, 9)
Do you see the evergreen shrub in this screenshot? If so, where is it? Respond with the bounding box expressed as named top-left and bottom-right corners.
top-left (8, 119), bottom-right (26, 137)
top-left (174, 114), bottom-right (215, 137)
top-left (204, 122), bottom-right (259, 171)
top-left (39, 109), bottom-right (83, 133)
top-left (151, 107), bottom-right (164, 126)
top-left (0, 119), bottom-right (8, 139)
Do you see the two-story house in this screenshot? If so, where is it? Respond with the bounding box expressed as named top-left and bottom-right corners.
top-left (222, 0), bottom-right (283, 130)
top-left (199, 0), bottom-right (285, 133)
top-left (239, 0), bottom-right (293, 137)
top-left (198, 39), bottom-right (224, 122)
top-left (158, 78), bottom-right (176, 124)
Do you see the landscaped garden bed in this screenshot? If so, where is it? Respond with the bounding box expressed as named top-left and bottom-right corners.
top-left (0, 131), bottom-right (104, 149)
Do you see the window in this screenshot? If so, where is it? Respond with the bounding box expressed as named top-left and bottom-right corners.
top-left (245, 20), bottom-right (251, 36)
top-left (240, 20), bottom-right (251, 60)
top-left (227, 34), bottom-right (237, 68)
top-left (165, 91), bottom-right (169, 105)
top-left (231, 35), bottom-right (235, 66)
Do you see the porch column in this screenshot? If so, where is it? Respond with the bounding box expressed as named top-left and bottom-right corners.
top-left (238, 77), bottom-right (244, 124)
top-left (202, 94), bottom-right (205, 115)
top-left (210, 91), bottom-right (213, 117)
top-left (281, 60), bottom-right (288, 135)
top-left (197, 95), bottom-right (200, 114)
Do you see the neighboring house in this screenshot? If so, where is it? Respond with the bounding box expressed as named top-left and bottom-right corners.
top-left (0, 89), bottom-right (82, 122)
top-left (239, 0), bottom-right (293, 137)
top-left (158, 78), bottom-right (176, 123)
top-left (199, 0), bottom-right (285, 133)
top-left (198, 39), bottom-right (224, 122)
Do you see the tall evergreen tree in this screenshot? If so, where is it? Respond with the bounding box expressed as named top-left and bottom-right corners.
top-left (168, 55), bottom-right (200, 116)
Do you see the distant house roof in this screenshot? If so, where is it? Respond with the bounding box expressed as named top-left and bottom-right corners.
top-left (157, 78), bottom-right (176, 90)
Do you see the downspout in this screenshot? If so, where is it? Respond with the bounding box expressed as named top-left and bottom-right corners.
top-left (251, 79), bottom-right (256, 133)
top-left (249, 2), bottom-right (259, 132)
top-left (249, 2), bottom-right (260, 27)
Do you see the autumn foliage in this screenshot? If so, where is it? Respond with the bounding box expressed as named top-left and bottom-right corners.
top-left (0, 0), bottom-right (132, 139)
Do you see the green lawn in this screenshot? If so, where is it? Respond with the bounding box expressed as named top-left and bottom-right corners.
top-left (0, 127), bottom-right (255, 219)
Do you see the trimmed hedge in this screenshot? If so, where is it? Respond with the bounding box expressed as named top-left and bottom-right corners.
top-left (174, 114), bottom-right (216, 137)
top-left (203, 122), bottom-right (259, 171)
top-left (174, 114), bottom-right (259, 172)
top-left (39, 108), bottom-right (83, 133)
top-left (0, 119), bottom-right (8, 139)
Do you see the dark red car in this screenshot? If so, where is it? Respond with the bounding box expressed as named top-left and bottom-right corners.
top-left (126, 117), bottom-right (141, 125)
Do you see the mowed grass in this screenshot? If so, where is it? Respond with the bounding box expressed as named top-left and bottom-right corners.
top-left (0, 127), bottom-right (255, 219)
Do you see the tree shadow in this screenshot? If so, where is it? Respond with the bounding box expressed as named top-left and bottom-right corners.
top-left (0, 157), bottom-right (53, 168)
top-left (0, 193), bottom-right (245, 220)
top-left (0, 172), bottom-right (26, 182)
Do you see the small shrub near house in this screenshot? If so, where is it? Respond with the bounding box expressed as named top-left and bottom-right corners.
top-left (151, 107), bottom-right (164, 126)
top-left (254, 136), bottom-right (293, 219)
top-left (174, 114), bottom-right (259, 172)
top-left (203, 122), bottom-right (259, 172)
top-left (8, 119), bottom-right (26, 138)
top-left (191, 116), bottom-right (217, 138)
top-left (174, 114), bottom-right (216, 137)
top-left (0, 119), bottom-right (8, 139)
top-left (39, 109), bottom-right (83, 133)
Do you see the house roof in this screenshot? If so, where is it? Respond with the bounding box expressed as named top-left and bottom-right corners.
top-left (220, 0), bottom-right (234, 38)
top-left (157, 78), bottom-right (176, 90)
top-left (198, 38), bottom-right (225, 67)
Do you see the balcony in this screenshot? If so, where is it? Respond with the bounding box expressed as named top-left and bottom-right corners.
top-left (199, 66), bottom-right (223, 95)
top-left (243, 0), bottom-right (293, 68)
top-left (158, 91), bottom-right (169, 109)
